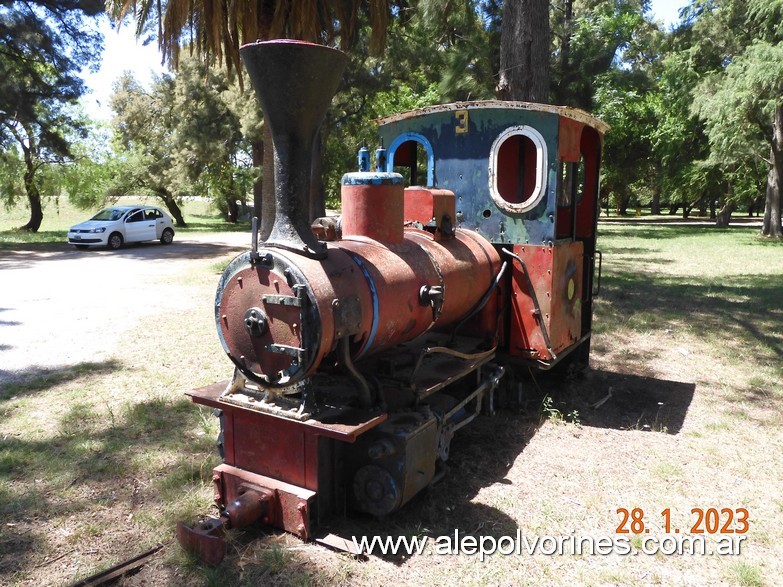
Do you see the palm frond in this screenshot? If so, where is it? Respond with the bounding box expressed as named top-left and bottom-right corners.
top-left (106, 0), bottom-right (390, 79)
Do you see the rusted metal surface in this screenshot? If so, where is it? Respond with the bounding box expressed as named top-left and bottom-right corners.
top-left (556, 116), bottom-right (585, 162)
top-left (311, 216), bottom-right (341, 241)
top-left (341, 173), bottom-right (405, 243)
top-left (223, 486), bottom-right (273, 528)
top-left (216, 225), bottom-right (499, 389)
top-left (508, 242), bottom-right (583, 361)
top-left (376, 100), bottom-right (610, 134)
top-left (350, 410), bottom-right (438, 517)
top-left (339, 227), bottom-right (499, 356)
top-left (378, 104), bottom-right (560, 245)
top-left (378, 102), bottom-right (607, 248)
top-left (215, 247), bottom-right (372, 389)
top-left (555, 126), bottom-right (603, 240)
top-left (408, 344), bottom-right (496, 395)
top-left (403, 188), bottom-right (456, 240)
top-left (213, 464), bottom-right (316, 540)
top-left (68, 544), bottom-right (165, 585)
top-left (186, 381), bottom-right (387, 441)
top-left (217, 261), bottom-right (305, 382)
top-left (176, 519), bottom-right (226, 567)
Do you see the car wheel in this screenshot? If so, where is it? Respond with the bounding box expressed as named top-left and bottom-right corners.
top-left (160, 228), bottom-right (174, 245)
top-left (74, 245), bottom-right (89, 250)
top-left (107, 233), bottom-right (123, 250)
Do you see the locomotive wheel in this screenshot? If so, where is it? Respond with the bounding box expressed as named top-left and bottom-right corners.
top-left (160, 228), bottom-right (174, 245)
top-left (353, 465), bottom-right (401, 516)
top-left (107, 232), bottom-right (123, 250)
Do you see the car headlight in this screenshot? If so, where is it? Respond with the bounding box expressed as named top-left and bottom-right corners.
top-left (89, 227), bottom-right (106, 233)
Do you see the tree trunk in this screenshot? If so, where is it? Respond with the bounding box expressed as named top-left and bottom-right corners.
top-left (496, 0), bottom-right (550, 103)
top-left (21, 163), bottom-right (43, 232)
top-left (683, 198), bottom-right (698, 219)
top-left (552, 0), bottom-right (573, 104)
top-left (715, 200), bottom-right (735, 227)
top-left (260, 122), bottom-right (276, 240)
top-left (762, 105), bottom-right (783, 237)
top-left (617, 190), bottom-right (630, 216)
top-left (226, 196), bottom-right (239, 223)
top-left (226, 173), bottom-right (238, 223)
top-left (12, 123), bottom-right (43, 232)
top-left (698, 196), bottom-right (707, 217)
top-left (650, 182), bottom-right (661, 215)
top-left (156, 188), bottom-right (187, 227)
top-left (251, 137), bottom-right (264, 223)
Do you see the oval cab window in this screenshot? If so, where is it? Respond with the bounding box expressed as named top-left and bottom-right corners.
top-left (489, 126), bottom-right (548, 214)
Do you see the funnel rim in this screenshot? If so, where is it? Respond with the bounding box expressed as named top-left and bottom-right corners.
top-left (240, 38), bottom-right (345, 53)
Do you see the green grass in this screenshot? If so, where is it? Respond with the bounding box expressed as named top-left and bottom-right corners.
top-left (0, 196), bottom-right (249, 248)
top-left (728, 561), bottom-right (765, 587)
top-left (2, 210), bottom-right (783, 585)
top-left (595, 223), bottom-right (783, 389)
top-left (597, 224), bottom-right (782, 278)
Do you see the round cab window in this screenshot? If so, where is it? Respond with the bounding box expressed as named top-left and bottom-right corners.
top-left (488, 126), bottom-right (548, 214)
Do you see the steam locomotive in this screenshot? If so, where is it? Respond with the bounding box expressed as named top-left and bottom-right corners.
top-left (177, 39), bottom-right (607, 563)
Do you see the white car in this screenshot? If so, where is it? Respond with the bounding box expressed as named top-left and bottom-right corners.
top-left (67, 205), bottom-right (176, 250)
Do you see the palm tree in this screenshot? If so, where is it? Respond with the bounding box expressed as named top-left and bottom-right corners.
top-left (106, 0), bottom-right (390, 77)
top-left (106, 0), bottom-right (391, 224)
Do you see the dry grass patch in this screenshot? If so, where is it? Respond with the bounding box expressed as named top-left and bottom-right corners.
top-left (1, 222), bottom-right (781, 586)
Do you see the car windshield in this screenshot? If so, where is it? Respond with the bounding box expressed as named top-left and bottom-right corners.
top-left (91, 208), bottom-right (126, 221)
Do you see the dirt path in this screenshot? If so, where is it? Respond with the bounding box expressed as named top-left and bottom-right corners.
top-left (0, 232), bottom-right (249, 388)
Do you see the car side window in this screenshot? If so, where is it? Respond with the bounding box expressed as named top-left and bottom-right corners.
top-left (144, 209), bottom-right (156, 221)
top-left (153, 209), bottom-right (163, 219)
top-left (127, 211), bottom-right (144, 223)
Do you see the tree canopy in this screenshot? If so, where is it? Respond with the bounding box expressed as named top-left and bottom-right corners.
top-left (2, 0), bottom-right (781, 238)
top-left (106, 0), bottom-right (391, 78)
top-left (0, 0), bottom-right (103, 231)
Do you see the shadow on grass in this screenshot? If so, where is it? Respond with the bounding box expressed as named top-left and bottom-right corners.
top-left (537, 369), bottom-right (695, 434)
top-left (0, 389), bottom-right (216, 579)
top-left (0, 360), bottom-right (124, 399)
top-left (598, 224), bottom-right (769, 241)
top-left (0, 239), bottom-right (246, 270)
top-left (0, 229), bottom-right (66, 250)
top-left (600, 272), bottom-right (783, 365)
top-left (178, 218), bottom-right (251, 233)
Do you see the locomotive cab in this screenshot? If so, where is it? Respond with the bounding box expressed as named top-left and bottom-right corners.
top-left (378, 103), bottom-right (607, 368)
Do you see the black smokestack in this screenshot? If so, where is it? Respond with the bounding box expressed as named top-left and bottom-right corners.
top-left (240, 40), bottom-right (348, 258)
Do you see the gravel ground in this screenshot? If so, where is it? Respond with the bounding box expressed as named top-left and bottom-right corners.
top-left (0, 232), bottom-right (250, 388)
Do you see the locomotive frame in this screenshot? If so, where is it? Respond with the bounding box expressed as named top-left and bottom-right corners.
top-left (177, 39), bottom-right (607, 564)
